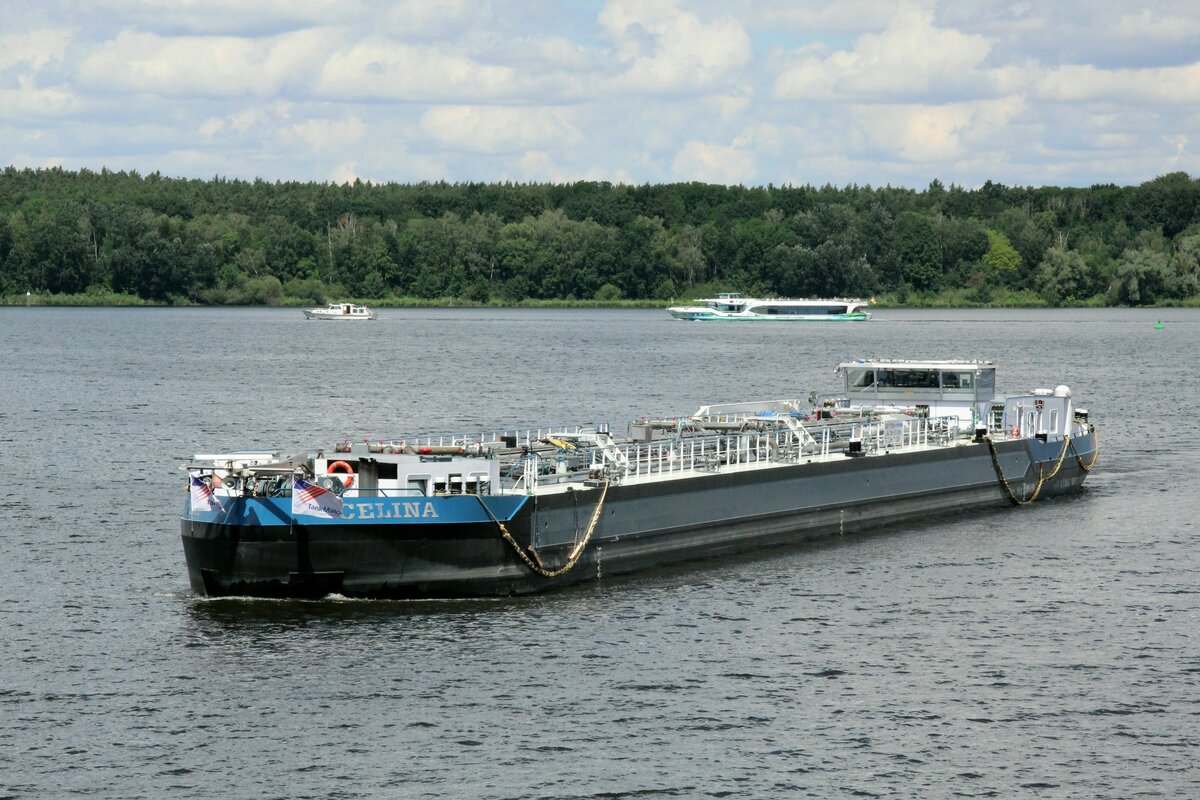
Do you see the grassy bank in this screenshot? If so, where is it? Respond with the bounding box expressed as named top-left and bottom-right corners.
top-left (7, 290), bottom-right (1200, 309)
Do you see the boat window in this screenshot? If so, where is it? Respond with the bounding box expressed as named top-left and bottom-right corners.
top-left (758, 304), bottom-right (843, 315)
top-left (406, 476), bottom-right (430, 496)
top-left (1049, 409), bottom-right (1059, 434)
top-left (377, 462), bottom-right (398, 480)
top-left (940, 371), bottom-right (974, 392)
top-left (846, 368), bottom-right (875, 388)
top-left (876, 369), bottom-right (939, 389)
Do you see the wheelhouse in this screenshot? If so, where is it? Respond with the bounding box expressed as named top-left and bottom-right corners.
top-left (707, 293), bottom-right (746, 312)
top-left (840, 360), bottom-right (998, 423)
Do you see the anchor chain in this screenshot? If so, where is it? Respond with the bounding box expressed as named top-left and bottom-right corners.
top-left (475, 480), bottom-right (610, 578)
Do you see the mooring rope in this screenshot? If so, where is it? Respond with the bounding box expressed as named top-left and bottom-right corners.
top-left (1023, 435), bottom-right (1072, 503)
top-left (985, 434), bottom-right (1072, 506)
top-left (1071, 428), bottom-right (1100, 471)
top-left (985, 435), bottom-right (1026, 506)
top-left (475, 480), bottom-right (610, 578)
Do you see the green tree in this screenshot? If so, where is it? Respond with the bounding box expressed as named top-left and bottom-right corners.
top-left (1035, 247), bottom-right (1095, 305)
top-left (982, 229), bottom-right (1021, 283)
top-left (1113, 247), bottom-right (1170, 305)
top-left (895, 211), bottom-right (940, 290)
top-left (594, 282), bottom-right (622, 301)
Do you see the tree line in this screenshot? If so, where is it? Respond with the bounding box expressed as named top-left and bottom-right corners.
top-left (2, 166), bottom-right (1199, 306)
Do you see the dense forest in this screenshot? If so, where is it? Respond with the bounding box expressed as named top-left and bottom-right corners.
top-left (2, 166), bottom-right (1200, 307)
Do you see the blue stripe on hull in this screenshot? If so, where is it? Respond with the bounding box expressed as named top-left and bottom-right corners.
top-left (182, 494), bottom-right (528, 526)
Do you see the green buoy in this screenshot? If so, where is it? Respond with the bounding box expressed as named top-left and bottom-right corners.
top-left (1156, 320), bottom-right (1164, 329)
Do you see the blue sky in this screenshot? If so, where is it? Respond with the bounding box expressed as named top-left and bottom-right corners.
top-left (3, 0), bottom-right (1199, 188)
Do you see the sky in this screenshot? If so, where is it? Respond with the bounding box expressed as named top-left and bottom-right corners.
top-left (3, 0), bottom-right (1199, 189)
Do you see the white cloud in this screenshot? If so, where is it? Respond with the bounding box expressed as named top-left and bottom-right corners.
top-left (0, 75), bottom-right (77, 117)
top-left (315, 41), bottom-right (520, 102)
top-left (745, 0), bottom-right (932, 34)
top-left (518, 151), bottom-right (570, 182)
top-left (330, 160), bottom-right (362, 184)
top-left (2, 2), bottom-right (1197, 190)
top-left (285, 116), bottom-right (367, 151)
top-left (1034, 62), bottom-right (1200, 106)
top-left (1116, 8), bottom-right (1200, 40)
top-left (0, 28), bottom-right (70, 71)
top-left (600, 0), bottom-right (752, 93)
top-left (78, 28), bottom-right (329, 97)
top-left (530, 36), bottom-right (604, 73)
top-left (92, 0), bottom-right (348, 35)
top-left (378, 0), bottom-right (484, 40)
top-left (773, 7), bottom-right (994, 103)
top-left (711, 94), bottom-right (752, 122)
top-left (419, 105), bottom-right (581, 154)
top-left (198, 102), bottom-right (293, 138)
top-left (671, 140), bottom-right (756, 184)
top-left (853, 96), bottom-right (1026, 163)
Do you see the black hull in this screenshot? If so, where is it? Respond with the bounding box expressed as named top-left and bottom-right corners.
top-left (181, 435), bottom-right (1095, 599)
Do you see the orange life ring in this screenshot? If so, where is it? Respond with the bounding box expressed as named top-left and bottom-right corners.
top-left (328, 460), bottom-right (355, 487)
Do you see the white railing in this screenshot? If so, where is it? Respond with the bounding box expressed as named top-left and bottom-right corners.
top-left (578, 414), bottom-right (966, 485)
top-left (337, 426), bottom-right (598, 455)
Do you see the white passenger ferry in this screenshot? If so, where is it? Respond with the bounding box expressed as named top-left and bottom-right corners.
top-left (667, 293), bottom-right (870, 321)
top-left (303, 303), bottom-right (377, 320)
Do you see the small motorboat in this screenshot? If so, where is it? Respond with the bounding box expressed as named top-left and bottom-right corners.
top-left (303, 303), bottom-right (377, 320)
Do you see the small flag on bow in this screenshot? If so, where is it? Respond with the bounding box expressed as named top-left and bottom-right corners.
top-left (190, 475), bottom-right (223, 513)
top-left (291, 477), bottom-right (344, 519)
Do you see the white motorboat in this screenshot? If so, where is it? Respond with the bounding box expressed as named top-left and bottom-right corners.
top-left (303, 303), bottom-right (377, 320)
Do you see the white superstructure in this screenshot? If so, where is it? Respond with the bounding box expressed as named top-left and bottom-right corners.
top-left (667, 293), bottom-right (870, 321)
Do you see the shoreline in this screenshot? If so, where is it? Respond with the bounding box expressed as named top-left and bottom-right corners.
top-left (5, 295), bottom-right (1199, 310)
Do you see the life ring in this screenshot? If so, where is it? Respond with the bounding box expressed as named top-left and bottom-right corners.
top-left (328, 460), bottom-right (355, 487)
top-left (1010, 425), bottom-right (1020, 438)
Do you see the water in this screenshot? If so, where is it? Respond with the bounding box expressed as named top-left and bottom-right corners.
top-left (1, 307), bottom-right (1198, 799)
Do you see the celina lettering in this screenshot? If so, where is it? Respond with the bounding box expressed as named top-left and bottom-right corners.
top-left (341, 501), bottom-right (440, 520)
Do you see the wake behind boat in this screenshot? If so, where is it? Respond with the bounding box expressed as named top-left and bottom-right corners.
top-left (667, 293), bottom-right (870, 321)
top-left (180, 359), bottom-right (1097, 599)
top-left (304, 303), bottom-right (377, 320)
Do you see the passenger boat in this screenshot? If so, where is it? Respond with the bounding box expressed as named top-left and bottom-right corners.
top-left (303, 303), bottom-right (377, 320)
top-left (667, 293), bottom-right (870, 321)
top-left (180, 359), bottom-right (1098, 598)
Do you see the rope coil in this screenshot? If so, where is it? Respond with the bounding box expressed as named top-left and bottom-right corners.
top-left (475, 480), bottom-right (610, 578)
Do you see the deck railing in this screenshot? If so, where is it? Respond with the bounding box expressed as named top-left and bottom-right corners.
top-left (559, 414), bottom-right (967, 487)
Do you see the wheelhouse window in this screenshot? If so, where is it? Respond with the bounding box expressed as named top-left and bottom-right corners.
top-left (876, 369), bottom-right (939, 389)
top-left (940, 371), bottom-right (975, 393)
top-left (847, 368), bottom-right (875, 389)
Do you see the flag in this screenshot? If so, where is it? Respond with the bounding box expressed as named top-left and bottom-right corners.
top-left (190, 475), bottom-right (223, 513)
top-left (292, 477), bottom-right (343, 519)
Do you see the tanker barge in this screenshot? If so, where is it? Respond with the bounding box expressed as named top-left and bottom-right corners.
top-left (180, 360), bottom-right (1098, 598)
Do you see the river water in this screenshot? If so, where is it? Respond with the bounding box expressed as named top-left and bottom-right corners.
top-left (1, 307), bottom-right (1197, 799)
